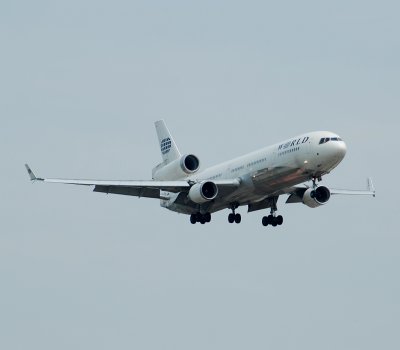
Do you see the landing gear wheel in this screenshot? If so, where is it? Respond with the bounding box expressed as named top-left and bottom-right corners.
top-left (228, 213), bottom-right (235, 223)
top-left (262, 214), bottom-right (284, 228)
top-left (234, 213), bottom-right (241, 224)
top-left (190, 212), bottom-right (211, 225)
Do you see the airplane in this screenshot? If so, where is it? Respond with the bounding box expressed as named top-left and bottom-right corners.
top-left (25, 120), bottom-right (375, 227)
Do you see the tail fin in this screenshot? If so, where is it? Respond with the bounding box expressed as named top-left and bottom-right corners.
top-left (155, 120), bottom-right (181, 164)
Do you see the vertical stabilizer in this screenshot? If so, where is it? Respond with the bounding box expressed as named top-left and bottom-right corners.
top-left (155, 120), bottom-right (181, 164)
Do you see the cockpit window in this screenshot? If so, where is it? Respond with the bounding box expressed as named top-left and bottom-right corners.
top-left (319, 137), bottom-right (329, 144)
top-left (319, 136), bottom-right (343, 144)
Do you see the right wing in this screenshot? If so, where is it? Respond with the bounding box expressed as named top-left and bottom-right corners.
top-left (25, 164), bottom-right (190, 199)
top-left (25, 164), bottom-right (241, 200)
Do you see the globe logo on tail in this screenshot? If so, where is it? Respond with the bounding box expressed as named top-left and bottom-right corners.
top-left (161, 137), bottom-right (172, 154)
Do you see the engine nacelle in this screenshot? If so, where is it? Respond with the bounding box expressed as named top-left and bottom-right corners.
top-left (188, 181), bottom-right (218, 204)
top-left (152, 154), bottom-right (200, 180)
top-left (303, 186), bottom-right (331, 208)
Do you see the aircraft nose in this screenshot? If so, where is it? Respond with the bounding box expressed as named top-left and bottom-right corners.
top-left (335, 140), bottom-right (347, 161)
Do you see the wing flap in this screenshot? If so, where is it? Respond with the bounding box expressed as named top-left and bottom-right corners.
top-left (93, 185), bottom-right (161, 198)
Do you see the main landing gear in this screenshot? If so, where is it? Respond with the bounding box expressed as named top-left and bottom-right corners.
top-left (262, 213), bottom-right (283, 227)
top-left (262, 198), bottom-right (283, 227)
top-left (190, 212), bottom-right (211, 224)
top-left (228, 205), bottom-right (241, 224)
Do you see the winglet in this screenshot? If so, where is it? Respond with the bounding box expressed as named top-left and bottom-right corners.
top-left (367, 177), bottom-right (376, 197)
top-left (25, 164), bottom-right (40, 181)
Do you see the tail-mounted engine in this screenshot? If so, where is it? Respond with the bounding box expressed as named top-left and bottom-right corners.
top-left (152, 154), bottom-right (200, 180)
top-left (303, 186), bottom-right (331, 208)
top-left (188, 181), bottom-right (218, 204)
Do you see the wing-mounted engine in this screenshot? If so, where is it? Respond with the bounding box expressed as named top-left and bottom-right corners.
top-left (153, 154), bottom-right (200, 180)
top-left (303, 186), bottom-right (331, 208)
top-left (188, 181), bottom-right (218, 204)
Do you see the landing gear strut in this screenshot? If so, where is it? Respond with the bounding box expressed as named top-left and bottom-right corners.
top-left (228, 204), bottom-right (241, 224)
top-left (310, 176), bottom-right (322, 198)
top-left (311, 176), bottom-right (322, 188)
top-left (261, 198), bottom-right (283, 227)
top-left (190, 212), bottom-right (211, 224)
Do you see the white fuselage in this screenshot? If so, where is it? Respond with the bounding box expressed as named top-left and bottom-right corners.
top-left (161, 131), bottom-right (347, 214)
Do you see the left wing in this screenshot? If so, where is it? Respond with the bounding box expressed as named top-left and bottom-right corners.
top-left (329, 178), bottom-right (376, 196)
top-left (285, 178), bottom-right (375, 204)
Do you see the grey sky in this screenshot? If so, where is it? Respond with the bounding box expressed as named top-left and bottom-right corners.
top-left (1, 1), bottom-right (399, 349)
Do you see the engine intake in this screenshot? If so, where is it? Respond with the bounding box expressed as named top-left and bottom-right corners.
top-left (188, 181), bottom-right (218, 204)
top-left (181, 154), bottom-right (200, 173)
top-left (152, 154), bottom-right (200, 180)
top-left (303, 186), bottom-right (331, 208)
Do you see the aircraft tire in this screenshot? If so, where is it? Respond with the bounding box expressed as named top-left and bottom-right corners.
top-left (262, 216), bottom-right (268, 226)
top-left (234, 213), bottom-right (241, 224)
top-left (228, 213), bottom-right (235, 223)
